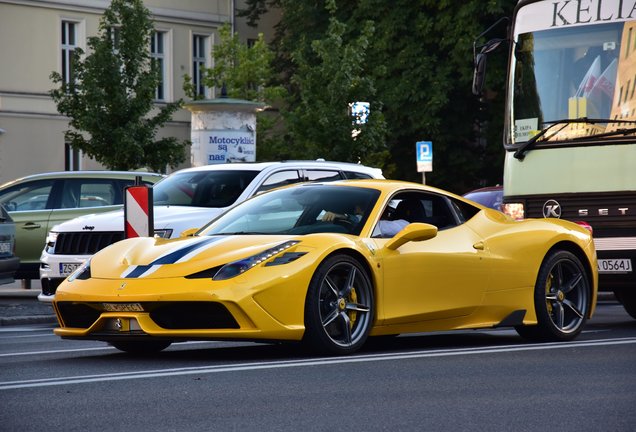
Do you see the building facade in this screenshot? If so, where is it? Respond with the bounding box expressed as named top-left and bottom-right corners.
top-left (0, 0), bottom-right (279, 184)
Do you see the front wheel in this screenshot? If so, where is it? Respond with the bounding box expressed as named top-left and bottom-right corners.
top-left (303, 254), bottom-right (374, 355)
top-left (516, 250), bottom-right (590, 341)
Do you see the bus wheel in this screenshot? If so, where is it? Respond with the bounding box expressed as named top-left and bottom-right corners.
top-left (614, 289), bottom-right (636, 319)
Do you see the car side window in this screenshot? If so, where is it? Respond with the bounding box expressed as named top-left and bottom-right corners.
top-left (0, 180), bottom-right (55, 211)
top-left (256, 170), bottom-right (302, 193)
top-left (61, 179), bottom-right (121, 209)
top-left (343, 171), bottom-right (372, 179)
top-left (372, 191), bottom-right (459, 238)
top-left (303, 170), bottom-right (341, 182)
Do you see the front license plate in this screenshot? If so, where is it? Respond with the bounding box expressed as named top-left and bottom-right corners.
top-left (59, 263), bottom-right (82, 276)
top-left (103, 303), bottom-right (144, 312)
top-left (598, 259), bottom-right (632, 274)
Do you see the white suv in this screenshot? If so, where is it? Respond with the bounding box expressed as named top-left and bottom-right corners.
top-left (39, 160), bottom-right (383, 301)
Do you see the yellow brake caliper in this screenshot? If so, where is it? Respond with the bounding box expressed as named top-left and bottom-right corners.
top-left (546, 274), bottom-right (554, 314)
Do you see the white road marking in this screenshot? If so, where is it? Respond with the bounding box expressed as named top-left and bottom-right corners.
top-left (1, 337), bottom-right (635, 390)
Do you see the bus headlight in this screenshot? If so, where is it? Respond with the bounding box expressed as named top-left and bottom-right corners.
top-left (502, 202), bottom-right (525, 220)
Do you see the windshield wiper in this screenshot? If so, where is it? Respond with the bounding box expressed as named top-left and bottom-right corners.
top-left (514, 118), bottom-right (636, 161)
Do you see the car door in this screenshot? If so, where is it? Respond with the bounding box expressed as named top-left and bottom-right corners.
top-left (0, 178), bottom-right (56, 268)
top-left (373, 192), bottom-right (491, 325)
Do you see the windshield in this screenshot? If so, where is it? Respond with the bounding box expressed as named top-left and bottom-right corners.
top-left (508, 19), bottom-right (636, 147)
top-left (152, 170), bottom-right (258, 208)
top-left (199, 184), bottom-right (380, 236)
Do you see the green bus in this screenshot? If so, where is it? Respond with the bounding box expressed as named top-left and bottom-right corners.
top-left (474, 0), bottom-right (636, 318)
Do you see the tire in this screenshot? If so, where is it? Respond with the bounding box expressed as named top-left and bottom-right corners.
top-left (614, 289), bottom-right (636, 319)
top-left (110, 340), bottom-right (172, 354)
top-left (303, 254), bottom-right (373, 355)
top-left (516, 250), bottom-right (590, 341)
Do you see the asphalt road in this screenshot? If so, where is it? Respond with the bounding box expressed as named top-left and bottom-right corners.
top-left (1, 295), bottom-right (635, 432)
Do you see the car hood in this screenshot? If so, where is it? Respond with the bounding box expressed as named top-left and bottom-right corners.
top-left (86, 234), bottom-right (324, 280)
top-left (51, 206), bottom-right (225, 238)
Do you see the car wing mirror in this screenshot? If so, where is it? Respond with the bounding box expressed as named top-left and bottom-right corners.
top-left (180, 227), bottom-right (199, 237)
top-left (384, 223), bottom-right (438, 250)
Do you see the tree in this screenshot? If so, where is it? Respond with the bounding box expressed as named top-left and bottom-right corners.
top-left (50, 0), bottom-right (187, 172)
top-left (283, 0), bottom-right (388, 167)
top-left (240, 0), bottom-right (516, 192)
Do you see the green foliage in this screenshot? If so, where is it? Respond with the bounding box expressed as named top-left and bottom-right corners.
top-left (184, 24), bottom-right (284, 103)
top-left (241, 0), bottom-right (516, 192)
top-left (50, 0), bottom-right (187, 172)
top-left (282, 1), bottom-right (388, 166)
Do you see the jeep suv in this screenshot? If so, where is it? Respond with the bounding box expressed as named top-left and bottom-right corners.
top-left (39, 161), bottom-right (383, 301)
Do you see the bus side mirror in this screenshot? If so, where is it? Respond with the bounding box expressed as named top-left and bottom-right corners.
top-left (472, 38), bottom-right (506, 96)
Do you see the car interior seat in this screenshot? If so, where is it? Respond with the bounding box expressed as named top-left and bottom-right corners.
top-left (394, 199), bottom-right (428, 223)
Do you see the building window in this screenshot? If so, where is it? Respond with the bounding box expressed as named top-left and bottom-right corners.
top-left (65, 143), bottom-right (81, 171)
top-left (193, 35), bottom-right (208, 98)
top-left (61, 21), bottom-right (79, 84)
top-left (151, 31), bottom-right (166, 101)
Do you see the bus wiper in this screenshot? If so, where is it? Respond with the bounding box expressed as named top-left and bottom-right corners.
top-left (513, 118), bottom-right (636, 161)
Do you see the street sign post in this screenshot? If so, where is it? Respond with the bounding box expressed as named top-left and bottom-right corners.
top-left (416, 141), bottom-right (433, 184)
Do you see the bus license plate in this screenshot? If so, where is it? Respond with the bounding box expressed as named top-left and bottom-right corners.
top-left (597, 259), bottom-right (632, 274)
top-left (59, 263), bottom-right (82, 276)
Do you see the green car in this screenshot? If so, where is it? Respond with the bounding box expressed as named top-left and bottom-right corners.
top-left (0, 171), bottom-right (163, 280)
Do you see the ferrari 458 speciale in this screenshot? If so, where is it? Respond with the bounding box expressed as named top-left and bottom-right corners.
top-left (53, 180), bottom-right (597, 355)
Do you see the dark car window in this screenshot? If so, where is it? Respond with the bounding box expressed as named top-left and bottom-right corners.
top-left (256, 170), bottom-right (302, 193)
top-left (303, 170), bottom-right (342, 182)
top-left (0, 179), bottom-right (55, 211)
top-left (153, 170), bottom-right (259, 207)
top-left (343, 171), bottom-right (373, 179)
top-left (375, 191), bottom-right (459, 233)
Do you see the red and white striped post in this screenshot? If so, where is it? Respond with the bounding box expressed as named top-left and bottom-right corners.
top-left (124, 180), bottom-right (154, 238)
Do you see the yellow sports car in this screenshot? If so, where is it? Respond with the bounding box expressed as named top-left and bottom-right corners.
top-left (53, 180), bottom-right (598, 355)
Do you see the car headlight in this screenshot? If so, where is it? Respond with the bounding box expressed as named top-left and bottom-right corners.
top-left (154, 229), bottom-right (173, 239)
top-left (45, 231), bottom-right (59, 252)
top-left (68, 259), bottom-right (91, 282)
top-left (212, 240), bottom-right (301, 281)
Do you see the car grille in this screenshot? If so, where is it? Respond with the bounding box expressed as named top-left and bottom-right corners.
top-left (54, 231), bottom-right (125, 255)
top-left (55, 301), bottom-right (240, 330)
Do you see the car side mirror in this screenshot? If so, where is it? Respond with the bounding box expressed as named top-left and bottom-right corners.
top-left (384, 223), bottom-right (438, 250)
top-left (180, 227), bottom-right (199, 237)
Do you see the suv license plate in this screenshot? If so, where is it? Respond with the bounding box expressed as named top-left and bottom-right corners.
top-left (59, 263), bottom-right (82, 276)
top-left (598, 259), bottom-right (632, 274)
top-left (0, 242), bottom-right (10, 254)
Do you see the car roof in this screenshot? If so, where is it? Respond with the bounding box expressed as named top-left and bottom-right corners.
top-left (170, 160), bottom-right (383, 177)
top-left (0, 171), bottom-right (164, 189)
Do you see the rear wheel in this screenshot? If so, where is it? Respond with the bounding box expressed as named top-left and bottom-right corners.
top-left (516, 250), bottom-right (590, 341)
top-left (303, 254), bottom-right (373, 355)
top-left (614, 289), bottom-right (636, 319)
top-left (110, 340), bottom-right (172, 354)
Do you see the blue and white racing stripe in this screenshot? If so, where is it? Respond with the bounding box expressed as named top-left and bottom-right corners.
top-left (120, 236), bottom-right (228, 278)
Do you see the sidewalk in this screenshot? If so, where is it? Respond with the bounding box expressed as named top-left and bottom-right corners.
top-left (0, 279), bottom-right (57, 326)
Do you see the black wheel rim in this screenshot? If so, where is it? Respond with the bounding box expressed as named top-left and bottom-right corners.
top-left (318, 261), bottom-right (372, 348)
top-left (543, 258), bottom-right (588, 334)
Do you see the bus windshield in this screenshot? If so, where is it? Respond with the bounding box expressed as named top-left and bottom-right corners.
top-left (508, 20), bottom-right (636, 147)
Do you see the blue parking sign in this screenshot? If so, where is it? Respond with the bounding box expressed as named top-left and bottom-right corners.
top-left (416, 141), bottom-right (433, 172)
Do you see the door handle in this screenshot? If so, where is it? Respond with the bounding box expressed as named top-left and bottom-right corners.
top-left (473, 241), bottom-right (485, 250)
top-left (22, 222), bottom-right (41, 230)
